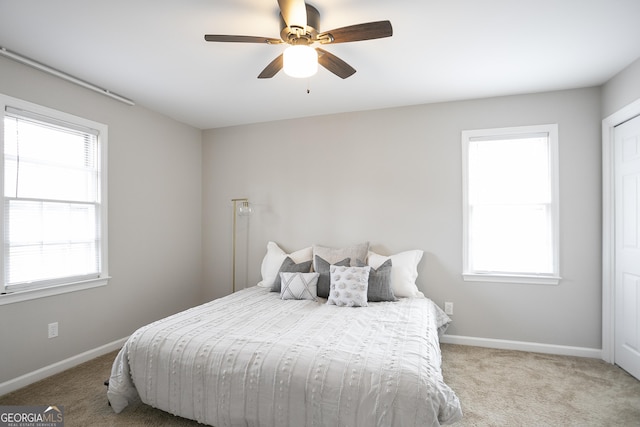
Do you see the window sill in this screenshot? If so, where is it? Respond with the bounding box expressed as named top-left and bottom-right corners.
top-left (462, 273), bottom-right (561, 285)
top-left (0, 277), bottom-right (110, 305)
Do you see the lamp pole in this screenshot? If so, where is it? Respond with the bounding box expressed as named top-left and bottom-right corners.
top-left (231, 198), bottom-right (250, 293)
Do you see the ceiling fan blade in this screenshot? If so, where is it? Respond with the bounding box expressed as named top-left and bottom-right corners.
top-left (318, 20), bottom-right (393, 44)
top-left (204, 34), bottom-right (282, 44)
top-left (316, 48), bottom-right (356, 79)
top-left (278, 0), bottom-right (307, 29)
top-left (258, 54), bottom-right (284, 79)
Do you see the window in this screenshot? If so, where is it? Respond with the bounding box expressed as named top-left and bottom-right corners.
top-left (0, 94), bottom-right (108, 303)
top-left (462, 124), bottom-right (560, 284)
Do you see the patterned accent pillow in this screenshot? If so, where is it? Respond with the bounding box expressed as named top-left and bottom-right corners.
top-left (271, 257), bottom-right (313, 293)
top-left (280, 272), bottom-right (319, 301)
top-left (314, 255), bottom-right (350, 298)
top-left (327, 265), bottom-right (371, 307)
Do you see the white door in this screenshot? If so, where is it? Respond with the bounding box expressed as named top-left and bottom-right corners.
top-left (615, 114), bottom-right (640, 380)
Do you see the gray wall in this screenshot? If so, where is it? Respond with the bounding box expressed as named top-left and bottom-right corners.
top-left (203, 87), bottom-right (603, 350)
top-left (0, 57), bottom-right (203, 384)
top-left (602, 57), bottom-right (640, 118)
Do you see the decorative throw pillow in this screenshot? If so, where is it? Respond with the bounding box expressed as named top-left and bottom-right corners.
top-left (271, 257), bottom-right (313, 293)
top-left (280, 272), bottom-right (319, 301)
top-left (312, 242), bottom-right (369, 271)
top-left (314, 255), bottom-right (350, 298)
top-left (355, 258), bottom-right (396, 302)
top-left (257, 241), bottom-right (313, 288)
top-left (327, 265), bottom-right (370, 307)
top-left (367, 250), bottom-right (424, 298)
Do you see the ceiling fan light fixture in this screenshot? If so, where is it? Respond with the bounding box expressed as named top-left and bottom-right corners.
top-left (283, 45), bottom-right (318, 78)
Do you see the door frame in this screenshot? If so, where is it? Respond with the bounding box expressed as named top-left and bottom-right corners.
top-left (602, 97), bottom-right (640, 363)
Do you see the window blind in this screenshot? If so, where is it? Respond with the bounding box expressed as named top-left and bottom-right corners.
top-left (3, 108), bottom-right (102, 291)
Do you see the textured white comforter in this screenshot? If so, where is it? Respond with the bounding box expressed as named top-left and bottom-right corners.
top-left (108, 286), bottom-right (462, 426)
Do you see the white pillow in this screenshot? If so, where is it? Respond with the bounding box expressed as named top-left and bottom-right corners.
top-left (257, 241), bottom-right (313, 288)
top-left (280, 272), bottom-right (319, 301)
top-left (327, 265), bottom-right (370, 307)
top-left (367, 250), bottom-right (424, 298)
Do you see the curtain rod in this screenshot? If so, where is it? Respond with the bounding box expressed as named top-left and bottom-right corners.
top-left (0, 46), bottom-right (135, 106)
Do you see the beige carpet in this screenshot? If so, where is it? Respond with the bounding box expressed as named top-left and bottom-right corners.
top-left (441, 344), bottom-right (640, 426)
top-left (1, 344), bottom-right (639, 426)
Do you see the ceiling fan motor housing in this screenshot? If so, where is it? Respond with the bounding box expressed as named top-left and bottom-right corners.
top-left (279, 4), bottom-right (321, 45)
top-left (204, 1), bottom-right (392, 79)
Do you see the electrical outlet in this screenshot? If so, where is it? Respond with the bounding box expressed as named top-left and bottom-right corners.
top-left (444, 302), bottom-right (454, 315)
top-left (48, 322), bottom-right (58, 338)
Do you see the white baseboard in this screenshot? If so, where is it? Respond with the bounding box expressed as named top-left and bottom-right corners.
top-left (0, 337), bottom-right (128, 396)
top-left (441, 334), bottom-right (602, 359)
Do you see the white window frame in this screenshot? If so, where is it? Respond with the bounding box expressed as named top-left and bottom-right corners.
top-left (0, 94), bottom-right (109, 304)
top-left (461, 124), bottom-right (560, 285)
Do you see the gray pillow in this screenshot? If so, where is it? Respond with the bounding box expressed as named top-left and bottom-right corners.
top-left (314, 255), bottom-right (350, 298)
top-left (356, 259), bottom-right (396, 302)
top-left (312, 242), bottom-right (369, 271)
top-left (271, 257), bottom-right (313, 293)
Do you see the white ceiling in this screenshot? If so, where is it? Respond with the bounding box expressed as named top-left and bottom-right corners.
top-left (1, 0), bottom-right (640, 130)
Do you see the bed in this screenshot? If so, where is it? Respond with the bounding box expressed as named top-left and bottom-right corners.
top-left (107, 243), bottom-right (462, 426)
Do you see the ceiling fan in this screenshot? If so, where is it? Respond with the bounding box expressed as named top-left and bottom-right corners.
top-left (204, 0), bottom-right (393, 79)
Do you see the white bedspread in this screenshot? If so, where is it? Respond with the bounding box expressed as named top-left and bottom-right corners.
top-left (108, 286), bottom-right (462, 426)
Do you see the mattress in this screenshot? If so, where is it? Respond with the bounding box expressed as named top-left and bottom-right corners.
top-left (107, 285), bottom-right (462, 426)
